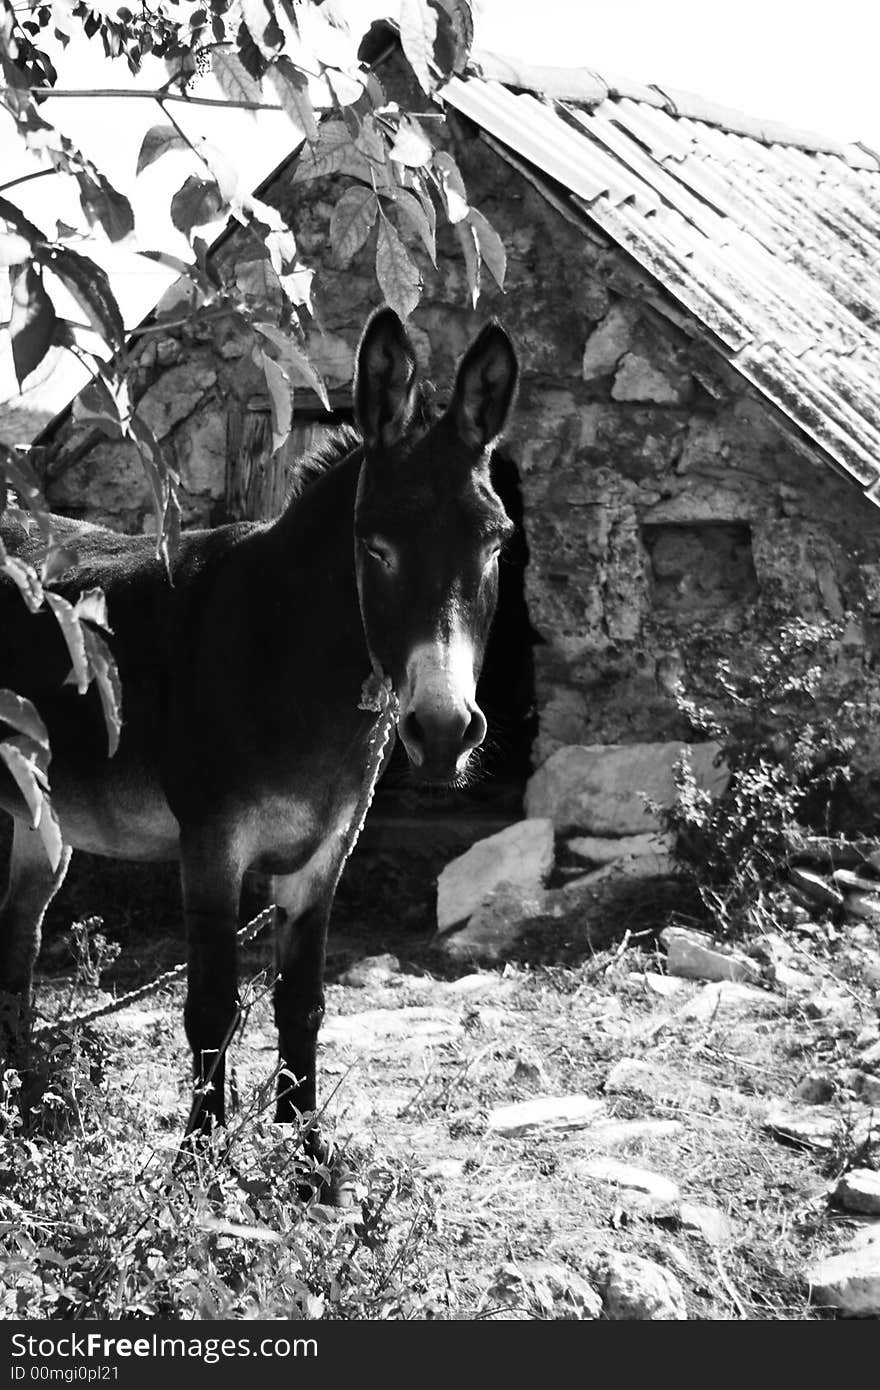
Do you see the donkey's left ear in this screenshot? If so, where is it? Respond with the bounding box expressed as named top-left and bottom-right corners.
top-left (449, 321), bottom-right (518, 451)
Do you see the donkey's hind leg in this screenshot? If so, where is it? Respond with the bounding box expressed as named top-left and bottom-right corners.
top-left (179, 826), bottom-right (244, 1136)
top-left (0, 814), bottom-right (72, 1063)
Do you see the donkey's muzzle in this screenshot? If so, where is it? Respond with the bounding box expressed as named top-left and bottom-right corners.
top-left (399, 701), bottom-right (487, 783)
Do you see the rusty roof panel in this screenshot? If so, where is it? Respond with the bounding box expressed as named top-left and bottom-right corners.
top-left (442, 69), bottom-right (880, 506)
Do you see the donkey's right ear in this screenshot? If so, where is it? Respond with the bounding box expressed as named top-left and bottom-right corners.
top-left (354, 307), bottom-right (419, 450)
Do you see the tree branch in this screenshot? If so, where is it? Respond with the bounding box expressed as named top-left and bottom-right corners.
top-left (7, 86), bottom-right (285, 111)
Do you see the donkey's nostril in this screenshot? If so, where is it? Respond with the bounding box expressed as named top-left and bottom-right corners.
top-left (462, 706), bottom-right (487, 753)
top-left (401, 710), bottom-right (426, 765)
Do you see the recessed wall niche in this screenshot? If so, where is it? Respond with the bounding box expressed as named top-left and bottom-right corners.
top-left (642, 522), bottom-right (758, 617)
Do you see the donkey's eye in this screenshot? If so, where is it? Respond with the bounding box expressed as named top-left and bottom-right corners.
top-left (361, 536), bottom-right (397, 570)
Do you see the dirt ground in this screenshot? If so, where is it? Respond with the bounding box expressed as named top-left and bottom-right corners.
top-left (19, 838), bottom-right (880, 1321)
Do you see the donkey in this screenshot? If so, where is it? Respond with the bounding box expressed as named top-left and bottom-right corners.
top-left (0, 308), bottom-right (518, 1175)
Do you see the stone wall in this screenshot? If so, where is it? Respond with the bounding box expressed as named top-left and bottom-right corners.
top-left (39, 71), bottom-right (880, 774)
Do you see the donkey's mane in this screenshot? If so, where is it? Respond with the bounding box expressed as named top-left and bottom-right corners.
top-left (286, 382), bottom-right (442, 503)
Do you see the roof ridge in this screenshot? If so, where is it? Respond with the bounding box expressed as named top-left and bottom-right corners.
top-left (471, 48), bottom-right (876, 165)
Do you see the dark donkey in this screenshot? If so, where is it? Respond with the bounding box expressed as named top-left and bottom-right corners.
top-left (0, 308), bottom-right (518, 1174)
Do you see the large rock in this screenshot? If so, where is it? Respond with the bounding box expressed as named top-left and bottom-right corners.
top-left (436, 818), bottom-right (554, 933)
top-left (661, 926), bottom-right (762, 984)
top-left (809, 1243), bottom-right (880, 1317)
top-left (435, 881), bottom-right (545, 961)
top-left (598, 1253), bottom-right (687, 1320)
top-left (525, 742), bottom-right (727, 834)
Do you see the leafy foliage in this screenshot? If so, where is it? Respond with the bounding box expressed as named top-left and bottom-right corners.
top-left (659, 609), bottom-right (871, 934)
top-left (0, 1028), bottom-right (436, 1319)
top-left (0, 0), bottom-right (502, 859)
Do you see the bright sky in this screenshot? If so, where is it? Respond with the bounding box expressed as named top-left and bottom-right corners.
top-left (4, 0), bottom-right (880, 421)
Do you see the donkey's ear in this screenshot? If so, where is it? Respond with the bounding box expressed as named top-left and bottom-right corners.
top-left (449, 321), bottom-right (518, 451)
top-left (354, 307), bottom-right (419, 450)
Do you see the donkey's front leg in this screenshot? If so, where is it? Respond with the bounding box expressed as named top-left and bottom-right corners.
top-left (179, 827), bottom-right (244, 1134)
top-left (272, 871), bottom-right (333, 1126)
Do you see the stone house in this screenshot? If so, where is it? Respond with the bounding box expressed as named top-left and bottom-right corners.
top-left (34, 43), bottom-right (880, 821)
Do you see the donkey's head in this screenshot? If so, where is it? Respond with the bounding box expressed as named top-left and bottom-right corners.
top-left (353, 308), bottom-right (518, 785)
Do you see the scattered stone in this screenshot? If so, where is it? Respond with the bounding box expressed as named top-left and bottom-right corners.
top-left (436, 881), bottom-right (545, 961)
top-left (486, 1094), bottom-right (606, 1138)
top-left (598, 1253), bottom-right (687, 1320)
top-left (808, 1243), bottom-right (880, 1317)
top-left (794, 1072), bottom-right (836, 1104)
top-left (605, 1055), bottom-right (760, 1116)
top-left (524, 741), bottom-right (727, 835)
top-left (788, 867), bottom-right (845, 908)
top-left (832, 869), bottom-right (880, 893)
top-left (867, 848), bottom-right (880, 874)
top-left (565, 832), bottom-right (675, 875)
top-left (439, 973), bottom-right (516, 1000)
top-left (486, 1261), bottom-right (602, 1319)
top-left (765, 1102), bottom-right (878, 1151)
top-left (790, 835), bottom-right (874, 868)
top-left (772, 962), bottom-right (815, 993)
top-left (585, 1118), bottom-right (684, 1147)
top-left (321, 1006), bottom-right (458, 1050)
top-left (834, 1169), bottom-right (880, 1215)
top-left (662, 925), bottom-right (762, 984)
top-left (679, 1202), bottom-right (733, 1246)
top-left (338, 954), bottom-right (400, 987)
top-left (846, 891), bottom-right (880, 922)
top-left (628, 971), bottom-right (688, 998)
top-left (675, 981), bottom-right (781, 1020)
top-left (856, 1026), bottom-right (880, 1048)
top-left (576, 1157), bottom-right (680, 1214)
top-left (436, 818), bottom-right (555, 933)
top-left (423, 1157), bottom-right (466, 1181)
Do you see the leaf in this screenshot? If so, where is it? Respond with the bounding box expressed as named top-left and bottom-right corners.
top-left (75, 170), bottom-right (134, 243)
top-left (0, 736), bottom-right (64, 869)
top-left (329, 185), bottom-right (377, 267)
top-left (292, 120), bottom-right (371, 184)
top-left (136, 124), bottom-right (188, 175)
top-left (170, 176), bottom-right (225, 240)
top-left (468, 207), bottom-right (506, 290)
top-left (399, 0), bottom-right (438, 94)
top-left (0, 691), bottom-right (49, 751)
top-left (81, 626), bottom-right (122, 756)
top-left (0, 539), bottom-right (43, 612)
top-left (387, 117), bottom-right (432, 168)
top-left (375, 215), bottom-right (421, 322)
top-left (455, 218), bottom-right (480, 308)
top-left (326, 66), bottom-right (363, 108)
top-left (0, 231), bottom-right (31, 267)
top-left (264, 228), bottom-right (297, 275)
top-left (46, 245), bottom-right (125, 348)
top-left (212, 47), bottom-right (263, 112)
top-left (382, 187), bottom-right (436, 265)
top-left (253, 322), bottom-right (329, 407)
top-left (428, 0), bottom-right (473, 78)
top-left (72, 375), bottom-right (123, 436)
top-left (236, 257), bottom-right (282, 303)
top-left (269, 56), bottom-right (318, 141)
top-left (354, 113), bottom-right (385, 164)
top-left (43, 592), bottom-right (90, 694)
top-left (74, 588), bottom-right (110, 631)
top-left (9, 265), bottom-right (56, 387)
top-left (0, 194), bottom-right (47, 247)
top-left (278, 265), bottom-right (314, 312)
top-left (432, 150), bottom-right (468, 223)
top-left (258, 350), bottom-right (292, 453)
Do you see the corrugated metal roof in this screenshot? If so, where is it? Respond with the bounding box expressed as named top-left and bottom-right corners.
top-left (444, 59), bottom-right (880, 503)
